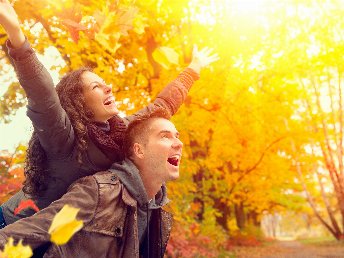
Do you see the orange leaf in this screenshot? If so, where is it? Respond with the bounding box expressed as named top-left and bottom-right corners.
top-left (14, 200), bottom-right (40, 215)
top-left (61, 19), bottom-right (87, 43)
top-left (62, 19), bottom-right (87, 31)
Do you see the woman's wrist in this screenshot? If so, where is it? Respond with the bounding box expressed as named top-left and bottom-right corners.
top-left (187, 62), bottom-right (201, 74)
top-left (7, 26), bottom-right (25, 49)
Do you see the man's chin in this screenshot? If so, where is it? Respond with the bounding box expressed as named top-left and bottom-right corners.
top-left (169, 171), bottom-right (180, 181)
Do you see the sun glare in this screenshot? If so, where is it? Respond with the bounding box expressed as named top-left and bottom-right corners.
top-left (228, 0), bottom-right (272, 15)
top-left (188, 0), bottom-right (321, 32)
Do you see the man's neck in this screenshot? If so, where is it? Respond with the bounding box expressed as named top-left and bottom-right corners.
top-left (140, 171), bottom-right (162, 200)
top-left (132, 159), bottom-right (162, 200)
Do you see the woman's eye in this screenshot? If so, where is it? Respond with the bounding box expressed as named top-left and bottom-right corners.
top-left (92, 85), bottom-right (99, 90)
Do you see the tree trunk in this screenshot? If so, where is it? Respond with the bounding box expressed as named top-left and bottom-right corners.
top-left (213, 198), bottom-right (231, 231)
top-left (235, 202), bottom-right (246, 230)
top-left (247, 210), bottom-right (260, 227)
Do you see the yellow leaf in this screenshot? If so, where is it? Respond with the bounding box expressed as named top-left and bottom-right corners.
top-left (48, 205), bottom-right (84, 246)
top-left (152, 47), bottom-right (179, 69)
top-left (101, 12), bottom-right (117, 34)
top-left (99, 7), bottom-right (138, 36)
top-left (133, 14), bottom-right (147, 35)
top-left (116, 7), bottom-right (139, 35)
top-left (95, 32), bottom-right (122, 54)
top-left (1, 238), bottom-right (32, 258)
top-left (93, 10), bottom-right (106, 29)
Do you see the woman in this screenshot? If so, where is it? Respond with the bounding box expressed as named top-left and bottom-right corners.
top-left (0, 0), bottom-right (218, 227)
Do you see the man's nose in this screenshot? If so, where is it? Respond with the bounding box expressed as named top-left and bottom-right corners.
top-left (173, 138), bottom-right (183, 149)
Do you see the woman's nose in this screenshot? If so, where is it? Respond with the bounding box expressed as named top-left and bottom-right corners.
top-left (103, 83), bottom-right (112, 93)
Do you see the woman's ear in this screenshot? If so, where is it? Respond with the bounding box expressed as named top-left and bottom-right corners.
top-left (133, 143), bottom-right (144, 159)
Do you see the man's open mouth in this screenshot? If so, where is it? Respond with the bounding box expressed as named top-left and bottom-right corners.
top-left (167, 155), bottom-right (180, 166)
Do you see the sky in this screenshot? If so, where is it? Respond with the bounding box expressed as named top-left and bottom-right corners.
top-left (0, 107), bottom-right (31, 152)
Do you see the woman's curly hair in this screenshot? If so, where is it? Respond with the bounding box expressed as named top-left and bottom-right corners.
top-left (23, 67), bottom-right (94, 196)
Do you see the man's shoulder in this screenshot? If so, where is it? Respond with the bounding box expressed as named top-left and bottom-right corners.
top-left (71, 170), bottom-right (136, 207)
top-left (93, 170), bottom-right (137, 207)
top-left (92, 170), bottom-right (120, 185)
top-left (68, 171), bottom-right (120, 193)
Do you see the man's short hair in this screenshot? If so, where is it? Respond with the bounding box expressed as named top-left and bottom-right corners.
top-left (123, 107), bottom-right (171, 158)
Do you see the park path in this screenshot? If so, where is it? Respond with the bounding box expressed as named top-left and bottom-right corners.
top-left (230, 240), bottom-right (344, 258)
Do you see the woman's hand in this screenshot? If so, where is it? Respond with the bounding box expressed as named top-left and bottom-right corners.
top-left (0, 0), bottom-right (25, 48)
top-left (188, 46), bottom-right (219, 74)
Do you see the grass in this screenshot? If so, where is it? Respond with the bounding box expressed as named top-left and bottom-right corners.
top-left (298, 236), bottom-right (343, 246)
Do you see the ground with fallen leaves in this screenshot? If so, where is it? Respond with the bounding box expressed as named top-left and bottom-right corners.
top-left (228, 240), bottom-right (344, 258)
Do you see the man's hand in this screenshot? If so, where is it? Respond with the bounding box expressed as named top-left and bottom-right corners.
top-left (0, 0), bottom-right (25, 48)
top-left (188, 46), bottom-right (219, 74)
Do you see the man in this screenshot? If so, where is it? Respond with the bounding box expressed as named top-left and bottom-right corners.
top-left (0, 107), bottom-right (183, 258)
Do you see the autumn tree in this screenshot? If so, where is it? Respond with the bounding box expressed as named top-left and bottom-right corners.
top-left (0, 145), bottom-right (26, 203)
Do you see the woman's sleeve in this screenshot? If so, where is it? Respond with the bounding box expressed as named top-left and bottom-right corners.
top-left (124, 68), bottom-right (199, 123)
top-left (7, 39), bottom-right (74, 156)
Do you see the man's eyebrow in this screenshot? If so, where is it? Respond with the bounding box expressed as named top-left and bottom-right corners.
top-left (159, 130), bottom-right (180, 137)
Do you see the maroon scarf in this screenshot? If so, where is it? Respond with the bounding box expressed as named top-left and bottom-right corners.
top-left (87, 115), bottom-right (127, 161)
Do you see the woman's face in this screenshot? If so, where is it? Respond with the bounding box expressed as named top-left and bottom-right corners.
top-left (81, 71), bottom-right (119, 122)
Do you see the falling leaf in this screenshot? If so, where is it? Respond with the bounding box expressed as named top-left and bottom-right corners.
top-left (152, 47), bottom-right (180, 69)
top-left (14, 200), bottom-right (39, 216)
top-left (69, 29), bottom-right (80, 43)
top-left (100, 7), bottom-right (138, 36)
top-left (116, 7), bottom-right (139, 35)
top-left (61, 19), bottom-right (88, 43)
top-left (92, 10), bottom-right (106, 32)
top-left (100, 12), bottom-right (118, 35)
top-left (48, 205), bottom-right (83, 245)
top-left (61, 19), bottom-right (87, 31)
top-left (1, 238), bottom-right (32, 258)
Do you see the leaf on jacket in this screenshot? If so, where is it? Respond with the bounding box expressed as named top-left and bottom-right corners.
top-left (13, 199), bottom-right (40, 215)
top-left (152, 47), bottom-right (180, 69)
top-left (48, 204), bottom-right (84, 245)
top-left (0, 237), bottom-right (33, 258)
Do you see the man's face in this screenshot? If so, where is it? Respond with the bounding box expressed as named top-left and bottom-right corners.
top-left (141, 118), bottom-right (183, 182)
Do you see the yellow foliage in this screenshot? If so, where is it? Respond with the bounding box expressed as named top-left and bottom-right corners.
top-left (152, 47), bottom-right (180, 69)
top-left (227, 219), bottom-right (240, 234)
top-left (0, 238), bottom-right (32, 258)
top-left (95, 32), bottom-right (121, 54)
top-left (48, 205), bottom-right (83, 245)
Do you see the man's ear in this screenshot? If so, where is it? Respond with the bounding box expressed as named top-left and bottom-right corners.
top-left (133, 143), bottom-right (145, 159)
